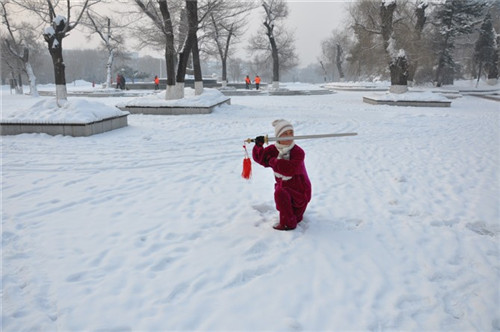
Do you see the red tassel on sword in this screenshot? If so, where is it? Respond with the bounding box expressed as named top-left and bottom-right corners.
top-left (242, 144), bottom-right (252, 179)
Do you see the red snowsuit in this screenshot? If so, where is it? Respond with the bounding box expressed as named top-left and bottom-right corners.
top-left (253, 144), bottom-right (312, 229)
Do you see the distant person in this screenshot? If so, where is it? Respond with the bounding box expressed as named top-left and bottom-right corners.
top-left (255, 75), bottom-right (261, 90)
top-left (245, 75), bottom-right (251, 89)
top-left (154, 75), bottom-right (160, 90)
top-left (116, 74), bottom-right (121, 89)
top-left (120, 74), bottom-right (126, 90)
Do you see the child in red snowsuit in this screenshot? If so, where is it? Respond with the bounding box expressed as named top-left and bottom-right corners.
top-left (253, 119), bottom-right (312, 231)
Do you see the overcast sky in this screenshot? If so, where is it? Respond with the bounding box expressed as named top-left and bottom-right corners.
top-left (257, 1), bottom-right (351, 66)
top-left (62, 0), bottom-right (352, 68)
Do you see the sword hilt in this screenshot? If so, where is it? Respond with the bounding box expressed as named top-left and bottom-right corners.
top-left (244, 135), bottom-right (269, 144)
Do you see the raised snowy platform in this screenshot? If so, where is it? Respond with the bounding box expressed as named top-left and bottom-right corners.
top-left (118, 99), bottom-right (230, 115)
top-left (1, 114), bottom-right (128, 137)
top-left (1, 98), bottom-right (129, 137)
top-left (219, 89), bottom-right (265, 96)
top-left (363, 91), bottom-right (451, 107)
top-left (323, 82), bottom-right (389, 92)
top-left (116, 88), bottom-right (231, 115)
top-left (268, 89), bottom-right (333, 96)
top-left (39, 90), bottom-right (126, 97)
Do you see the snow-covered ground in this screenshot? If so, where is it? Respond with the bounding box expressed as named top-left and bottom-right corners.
top-left (2, 82), bottom-right (499, 331)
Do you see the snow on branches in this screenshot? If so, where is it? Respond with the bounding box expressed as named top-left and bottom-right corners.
top-left (43, 15), bottom-right (67, 49)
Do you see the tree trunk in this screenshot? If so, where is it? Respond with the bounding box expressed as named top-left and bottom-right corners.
top-left (434, 29), bottom-right (452, 86)
top-left (221, 27), bottom-right (233, 85)
top-left (42, 10), bottom-right (69, 104)
top-left (175, 0), bottom-right (198, 98)
top-left (487, 48), bottom-right (498, 80)
top-left (13, 72), bottom-right (22, 94)
top-left (270, 35), bottom-right (279, 85)
top-left (264, 25), bottom-right (280, 88)
top-left (408, 2), bottom-right (427, 83)
top-left (25, 61), bottom-right (38, 97)
top-left (192, 34), bottom-right (203, 95)
top-left (157, 0), bottom-right (180, 100)
top-left (380, 1), bottom-right (395, 51)
top-left (389, 54), bottom-right (409, 89)
top-left (336, 43), bottom-right (344, 81)
top-left (49, 40), bottom-right (68, 102)
top-left (165, 44), bottom-right (178, 99)
top-left (21, 47), bottom-right (38, 96)
top-left (380, 1), bottom-right (408, 92)
top-left (105, 18), bottom-right (113, 89)
top-left (106, 50), bottom-right (113, 89)
top-left (388, 53), bottom-right (409, 92)
top-left (176, 39), bottom-right (194, 98)
top-left (221, 58), bottom-right (228, 85)
top-left (442, 66), bottom-right (454, 85)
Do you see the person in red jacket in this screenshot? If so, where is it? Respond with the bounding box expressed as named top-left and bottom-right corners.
top-left (245, 75), bottom-right (251, 89)
top-left (254, 75), bottom-right (261, 90)
top-left (253, 119), bottom-right (312, 231)
top-left (154, 75), bottom-right (160, 90)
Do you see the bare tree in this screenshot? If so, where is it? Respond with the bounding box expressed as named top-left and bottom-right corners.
top-left (1, 44), bottom-right (24, 94)
top-left (348, 0), bottom-right (410, 92)
top-left (320, 29), bottom-right (350, 82)
top-left (1, 1), bottom-right (43, 96)
top-left (249, 0), bottom-right (297, 89)
top-left (176, 0), bottom-right (199, 94)
top-left (186, 0), bottom-right (226, 94)
top-left (11, 0), bottom-right (99, 104)
top-left (134, 0), bottom-right (181, 99)
top-left (228, 57), bottom-right (245, 82)
top-left (347, 0), bottom-right (386, 80)
top-left (135, 0), bottom-right (212, 98)
top-left (84, 8), bottom-right (125, 89)
top-left (204, 0), bottom-right (256, 86)
top-left (380, 0), bottom-right (410, 92)
top-left (262, 0), bottom-right (285, 89)
top-left (249, 24), bottom-right (298, 82)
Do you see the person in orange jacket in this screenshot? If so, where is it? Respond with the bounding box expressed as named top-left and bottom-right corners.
top-left (245, 75), bottom-right (251, 89)
top-left (154, 75), bottom-right (160, 90)
top-left (254, 75), bottom-right (261, 90)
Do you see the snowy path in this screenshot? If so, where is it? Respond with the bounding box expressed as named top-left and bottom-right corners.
top-left (2, 90), bottom-right (499, 331)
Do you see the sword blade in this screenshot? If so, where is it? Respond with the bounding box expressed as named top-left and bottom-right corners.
top-left (267, 132), bottom-right (357, 141)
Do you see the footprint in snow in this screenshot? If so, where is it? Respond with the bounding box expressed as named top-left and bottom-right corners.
top-left (252, 203), bottom-right (275, 215)
top-left (343, 218), bottom-right (364, 230)
top-left (284, 317), bottom-right (303, 331)
top-left (465, 221), bottom-right (498, 237)
top-left (252, 203), bottom-right (277, 227)
top-left (66, 271), bottom-right (87, 283)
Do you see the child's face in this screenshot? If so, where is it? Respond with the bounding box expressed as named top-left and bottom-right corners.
top-left (278, 130), bottom-right (294, 145)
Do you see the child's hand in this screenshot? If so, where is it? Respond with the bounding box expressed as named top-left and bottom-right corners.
top-left (255, 136), bottom-right (265, 147)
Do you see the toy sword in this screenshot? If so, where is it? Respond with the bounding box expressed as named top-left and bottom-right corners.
top-left (245, 132), bottom-right (357, 144)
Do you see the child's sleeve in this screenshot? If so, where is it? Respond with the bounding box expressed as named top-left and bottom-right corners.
top-left (252, 145), bottom-right (275, 167)
top-left (268, 148), bottom-right (304, 176)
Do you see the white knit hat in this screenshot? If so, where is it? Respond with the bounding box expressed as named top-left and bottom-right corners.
top-left (272, 119), bottom-right (294, 137)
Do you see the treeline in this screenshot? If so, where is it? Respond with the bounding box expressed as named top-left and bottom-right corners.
top-left (319, 0), bottom-right (500, 85)
top-left (2, 0), bottom-right (499, 90)
top-left (3, 50), bottom-right (170, 85)
top-left (1, 48), bottom-right (304, 85)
